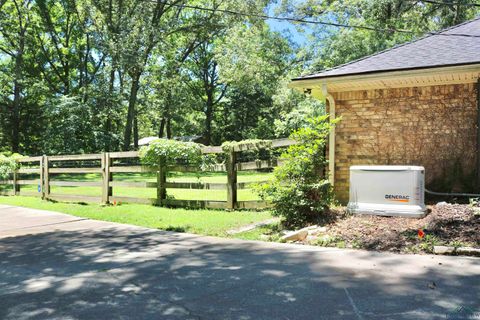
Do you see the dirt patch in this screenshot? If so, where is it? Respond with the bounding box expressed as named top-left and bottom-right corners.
top-left (320, 203), bottom-right (480, 253)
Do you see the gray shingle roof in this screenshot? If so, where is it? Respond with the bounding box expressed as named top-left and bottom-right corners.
top-left (294, 16), bottom-right (480, 81)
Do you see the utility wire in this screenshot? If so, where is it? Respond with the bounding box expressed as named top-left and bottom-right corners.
top-left (162, 1), bottom-right (413, 33)
top-left (409, 0), bottom-right (480, 7)
top-left (153, 0), bottom-right (480, 38)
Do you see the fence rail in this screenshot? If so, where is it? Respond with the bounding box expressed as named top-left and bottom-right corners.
top-left (1, 138), bottom-right (298, 210)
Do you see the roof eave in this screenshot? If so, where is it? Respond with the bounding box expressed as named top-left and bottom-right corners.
top-left (288, 63), bottom-right (480, 96)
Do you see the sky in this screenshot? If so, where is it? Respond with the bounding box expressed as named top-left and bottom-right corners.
top-left (266, 1), bottom-right (310, 46)
top-left (267, 18), bottom-right (308, 45)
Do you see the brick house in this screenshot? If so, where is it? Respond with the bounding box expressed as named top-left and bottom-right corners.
top-left (290, 17), bottom-right (480, 203)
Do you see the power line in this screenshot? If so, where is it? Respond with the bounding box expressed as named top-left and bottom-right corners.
top-left (162, 1), bottom-right (413, 34)
top-left (154, 0), bottom-right (480, 38)
top-left (409, 0), bottom-right (480, 7)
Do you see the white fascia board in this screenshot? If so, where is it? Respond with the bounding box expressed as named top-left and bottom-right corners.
top-left (289, 63), bottom-right (480, 92)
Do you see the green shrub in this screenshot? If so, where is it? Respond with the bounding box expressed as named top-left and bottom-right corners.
top-left (255, 115), bottom-right (338, 228)
top-left (0, 153), bottom-right (23, 180)
top-left (139, 139), bottom-right (214, 170)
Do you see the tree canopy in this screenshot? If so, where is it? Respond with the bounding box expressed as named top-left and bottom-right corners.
top-left (0, 0), bottom-right (478, 155)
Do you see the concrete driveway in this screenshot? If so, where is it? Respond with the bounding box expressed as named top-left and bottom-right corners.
top-left (0, 204), bottom-right (479, 320)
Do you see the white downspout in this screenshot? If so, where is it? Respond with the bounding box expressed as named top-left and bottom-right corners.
top-left (326, 94), bottom-right (336, 186)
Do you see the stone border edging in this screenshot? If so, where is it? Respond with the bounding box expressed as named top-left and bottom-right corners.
top-left (434, 246), bottom-right (480, 257)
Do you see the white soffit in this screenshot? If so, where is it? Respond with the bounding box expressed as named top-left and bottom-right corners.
top-left (289, 64), bottom-right (480, 98)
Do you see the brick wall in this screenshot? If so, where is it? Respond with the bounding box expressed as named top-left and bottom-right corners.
top-left (330, 83), bottom-right (478, 203)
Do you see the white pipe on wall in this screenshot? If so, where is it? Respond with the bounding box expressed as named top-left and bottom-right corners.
top-left (326, 94), bottom-right (336, 186)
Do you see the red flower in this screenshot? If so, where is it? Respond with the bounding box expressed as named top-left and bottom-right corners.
top-left (418, 229), bottom-right (425, 239)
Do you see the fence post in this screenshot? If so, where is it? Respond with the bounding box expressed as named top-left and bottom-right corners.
top-left (102, 152), bottom-right (112, 204)
top-left (40, 156), bottom-right (45, 199)
top-left (44, 155), bottom-right (50, 198)
top-left (226, 150), bottom-right (237, 210)
top-left (12, 167), bottom-right (20, 196)
top-left (157, 157), bottom-right (166, 206)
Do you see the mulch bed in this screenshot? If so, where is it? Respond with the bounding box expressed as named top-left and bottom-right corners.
top-left (325, 203), bottom-right (480, 253)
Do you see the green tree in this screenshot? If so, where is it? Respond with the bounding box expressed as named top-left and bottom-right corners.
top-left (272, 77), bottom-right (325, 138)
top-left (185, 42), bottom-right (227, 145)
top-left (279, 0), bottom-right (480, 71)
top-left (213, 23), bottom-right (292, 143)
top-left (43, 96), bottom-right (97, 154)
top-left (0, 0), bottom-right (34, 152)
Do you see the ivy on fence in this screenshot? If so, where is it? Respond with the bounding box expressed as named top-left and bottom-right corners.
top-left (0, 153), bottom-right (23, 180)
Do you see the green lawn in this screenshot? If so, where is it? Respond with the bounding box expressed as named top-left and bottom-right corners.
top-left (0, 196), bottom-right (273, 236)
top-left (12, 171), bottom-right (271, 202)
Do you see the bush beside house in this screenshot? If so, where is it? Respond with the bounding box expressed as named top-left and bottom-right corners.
top-left (256, 115), bottom-right (337, 227)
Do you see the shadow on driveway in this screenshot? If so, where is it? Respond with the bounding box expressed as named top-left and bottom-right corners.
top-left (0, 223), bottom-right (479, 319)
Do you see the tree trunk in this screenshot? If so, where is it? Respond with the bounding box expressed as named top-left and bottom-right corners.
top-left (158, 118), bottom-right (166, 138)
top-left (204, 99), bottom-right (213, 146)
top-left (64, 13), bottom-right (70, 95)
top-left (166, 118), bottom-right (172, 139)
top-left (82, 32), bottom-right (90, 103)
top-left (104, 67), bottom-right (115, 151)
top-left (159, 90), bottom-right (172, 139)
top-left (123, 71), bottom-right (140, 150)
top-left (11, 29), bottom-right (25, 153)
top-left (133, 110), bottom-right (139, 149)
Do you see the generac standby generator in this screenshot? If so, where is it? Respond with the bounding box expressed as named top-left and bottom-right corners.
top-left (347, 165), bottom-right (426, 218)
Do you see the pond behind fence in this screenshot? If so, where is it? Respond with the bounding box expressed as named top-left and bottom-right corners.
top-left (0, 139), bottom-right (297, 210)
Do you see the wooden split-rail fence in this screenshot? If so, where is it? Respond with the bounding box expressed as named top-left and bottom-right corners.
top-left (0, 138), bottom-right (297, 210)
